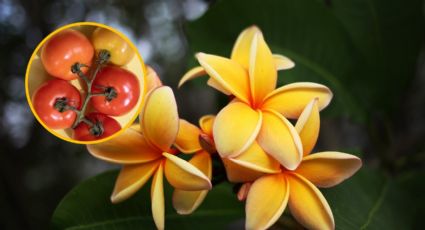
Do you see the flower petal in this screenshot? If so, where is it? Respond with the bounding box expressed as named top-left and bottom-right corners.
top-left (178, 66), bottom-right (206, 88)
top-left (231, 25), bottom-right (260, 69)
top-left (287, 173), bottom-right (334, 230)
top-left (295, 98), bottom-right (320, 156)
top-left (146, 66), bottom-right (163, 93)
top-left (199, 115), bottom-right (215, 137)
top-left (174, 119), bottom-right (202, 154)
top-left (163, 152), bottom-right (212, 190)
top-left (262, 82), bottom-right (333, 119)
top-left (246, 174), bottom-right (289, 230)
top-left (222, 158), bottom-right (265, 183)
top-left (172, 151), bottom-right (212, 215)
top-left (237, 182), bottom-right (251, 201)
top-left (213, 102), bottom-right (262, 157)
top-left (207, 77), bottom-right (232, 95)
top-left (111, 160), bottom-right (161, 203)
top-left (273, 54), bottom-right (295, 70)
top-left (229, 141), bottom-right (281, 174)
top-left (196, 53), bottom-right (251, 104)
top-left (140, 86), bottom-right (179, 152)
top-left (151, 162), bottom-right (165, 230)
top-left (87, 128), bottom-right (160, 164)
top-left (296, 152), bottom-right (362, 188)
top-left (257, 110), bottom-right (303, 170)
top-left (249, 31), bottom-right (277, 106)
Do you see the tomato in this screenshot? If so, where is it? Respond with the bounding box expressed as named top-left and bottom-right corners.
top-left (32, 79), bottom-right (81, 129)
top-left (91, 27), bottom-right (135, 66)
top-left (91, 66), bottom-right (140, 116)
top-left (73, 112), bottom-right (121, 141)
top-left (41, 29), bottom-right (94, 80)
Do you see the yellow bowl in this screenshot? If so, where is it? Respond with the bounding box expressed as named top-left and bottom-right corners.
top-left (25, 22), bottom-right (146, 144)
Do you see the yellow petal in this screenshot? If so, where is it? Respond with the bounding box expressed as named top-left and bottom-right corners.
top-left (87, 128), bottom-right (161, 164)
top-left (207, 77), bottom-right (232, 95)
top-left (222, 158), bottom-right (265, 183)
top-left (146, 66), bottom-right (163, 93)
top-left (231, 25), bottom-right (260, 69)
top-left (178, 66), bottom-right (206, 88)
top-left (111, 160), bottom-right (161, 203)
top-left (163, 152), bottom-right (212, 190)
top-left (249, 31), bottom-right (277, 106)
top-left (237, 182), bottom-right (251, 201)
top-left (273, 54), bottom-right (295, 70)
top-left (140, 86), bottom-right (179, 152)
top-left (172, 151), bottom-right (212, 215)
top-left (261, 82), bottom-right (333, 119)
top-left (174, 119), bottom-right (202, 154)
top-left (151, 162), bottom-right (165, 230)
top-left (246, 173), bottom-right (289, 230)
top-left (287, 173), bottom-right (334, 230)
top-left (196, 53), bottom-right (251, 104)
top-left (295, 98), bottom-right (320, 156)
top-left (213, 102), bottom-right (262, 157)
top-left (229, 142), bottom-right (281, 174)
top-left (296, 152), bottom-right (362, 188)
top-left (257, 110), bottom-right (303, 170)
top-left (199, 115), bottom-right (215, 137)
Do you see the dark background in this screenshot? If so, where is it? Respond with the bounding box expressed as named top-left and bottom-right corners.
top-left (0, 0), bottom-right (424, 229)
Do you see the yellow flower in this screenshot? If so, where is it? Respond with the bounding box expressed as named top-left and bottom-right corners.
top-left (239, 99), bottom-right (362, 230)
top-left (175, 115), bottom-right (281, 187)
top-left (87, 86), bottom-right (211, 230)
top-left (179, 26), bottom-right (333, 170)
top-left (171, 115), bottom-right (215, 215)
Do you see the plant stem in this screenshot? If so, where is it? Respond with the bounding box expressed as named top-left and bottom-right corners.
top-left (70, 50), bottom-right (111, 128)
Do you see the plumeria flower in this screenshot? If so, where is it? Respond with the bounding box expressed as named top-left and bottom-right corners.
top-left (240, 98), bottom-right (362, 230)
top-left (87, 86), bottom-right (212, 229)
top-left (179, 26), bottom-right (333, 170)
top-left (172, 115), bottom-right (215, 215)
top-left (145, 65), bottom-right (163, 93)
top-left (173, 114), bottom-right (281, 213)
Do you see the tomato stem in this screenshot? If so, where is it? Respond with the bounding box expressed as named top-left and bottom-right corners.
top-left (71, 63), bottom-right (90, 84)
top-left (71, 49), bottom-right (111, 129)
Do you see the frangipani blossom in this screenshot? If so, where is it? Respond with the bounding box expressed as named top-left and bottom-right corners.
top-left (241, 99), bottom-right (362, 230)
top-left (173, 115), bottom-right (280, 213)
top-left (145, 65), bottom-right (163, 94)
top-left (172, 115), bottom-right (215, 215)
top-left (87, 86), bottom-right (211, 229)
top-left (179, 26), bottom-right (333, 170)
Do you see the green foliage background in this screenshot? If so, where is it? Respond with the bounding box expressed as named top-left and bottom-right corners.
top-left (49, 0), bottom-right (425, 229)
top-left (0, 0), bottom-right (423, 229)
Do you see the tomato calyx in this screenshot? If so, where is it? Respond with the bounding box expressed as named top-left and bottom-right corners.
top-left (87, 119), bottom-right (105, 137)
top-left (93, 85), bottom-right (118, 101)
top-left (53, 97), bottom-right (74, 112)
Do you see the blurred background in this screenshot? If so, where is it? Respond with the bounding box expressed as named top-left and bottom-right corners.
top-left (0, 0), bottom-right (424, 229)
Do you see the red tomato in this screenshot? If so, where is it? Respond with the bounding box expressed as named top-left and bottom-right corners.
top-left (91, 66), bottom-right (140, 116)
top-left (73, 112), bottom-right (121, 141)
top-left (41, 29), bottom-right (94, 80)
top-left (32, 79), bottom-right (81, 129)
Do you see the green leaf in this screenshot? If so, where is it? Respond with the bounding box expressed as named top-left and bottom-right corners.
top-left (186, 0), bottom-right (367, 120)
top-left (320, 0), bottom-right (424, 115)
top-left (322, 168), bottom-right (425, 230)
top-left (50, 170), bottom-right (244, 230)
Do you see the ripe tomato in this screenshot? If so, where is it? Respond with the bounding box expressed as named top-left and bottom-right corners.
top-left (91, 66), bottom-right (140, 116)
top-left (32, 79), bottom-right (81, 129)
top-left (41, 29), bottom-right (94, 80)
top-left (73, 112), bottom-right (121, 141)
top-left (91, 27), bottom-right (135, 66)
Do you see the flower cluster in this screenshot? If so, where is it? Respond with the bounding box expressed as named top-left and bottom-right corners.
top-left (87, 26), bottom-right (362, 230)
